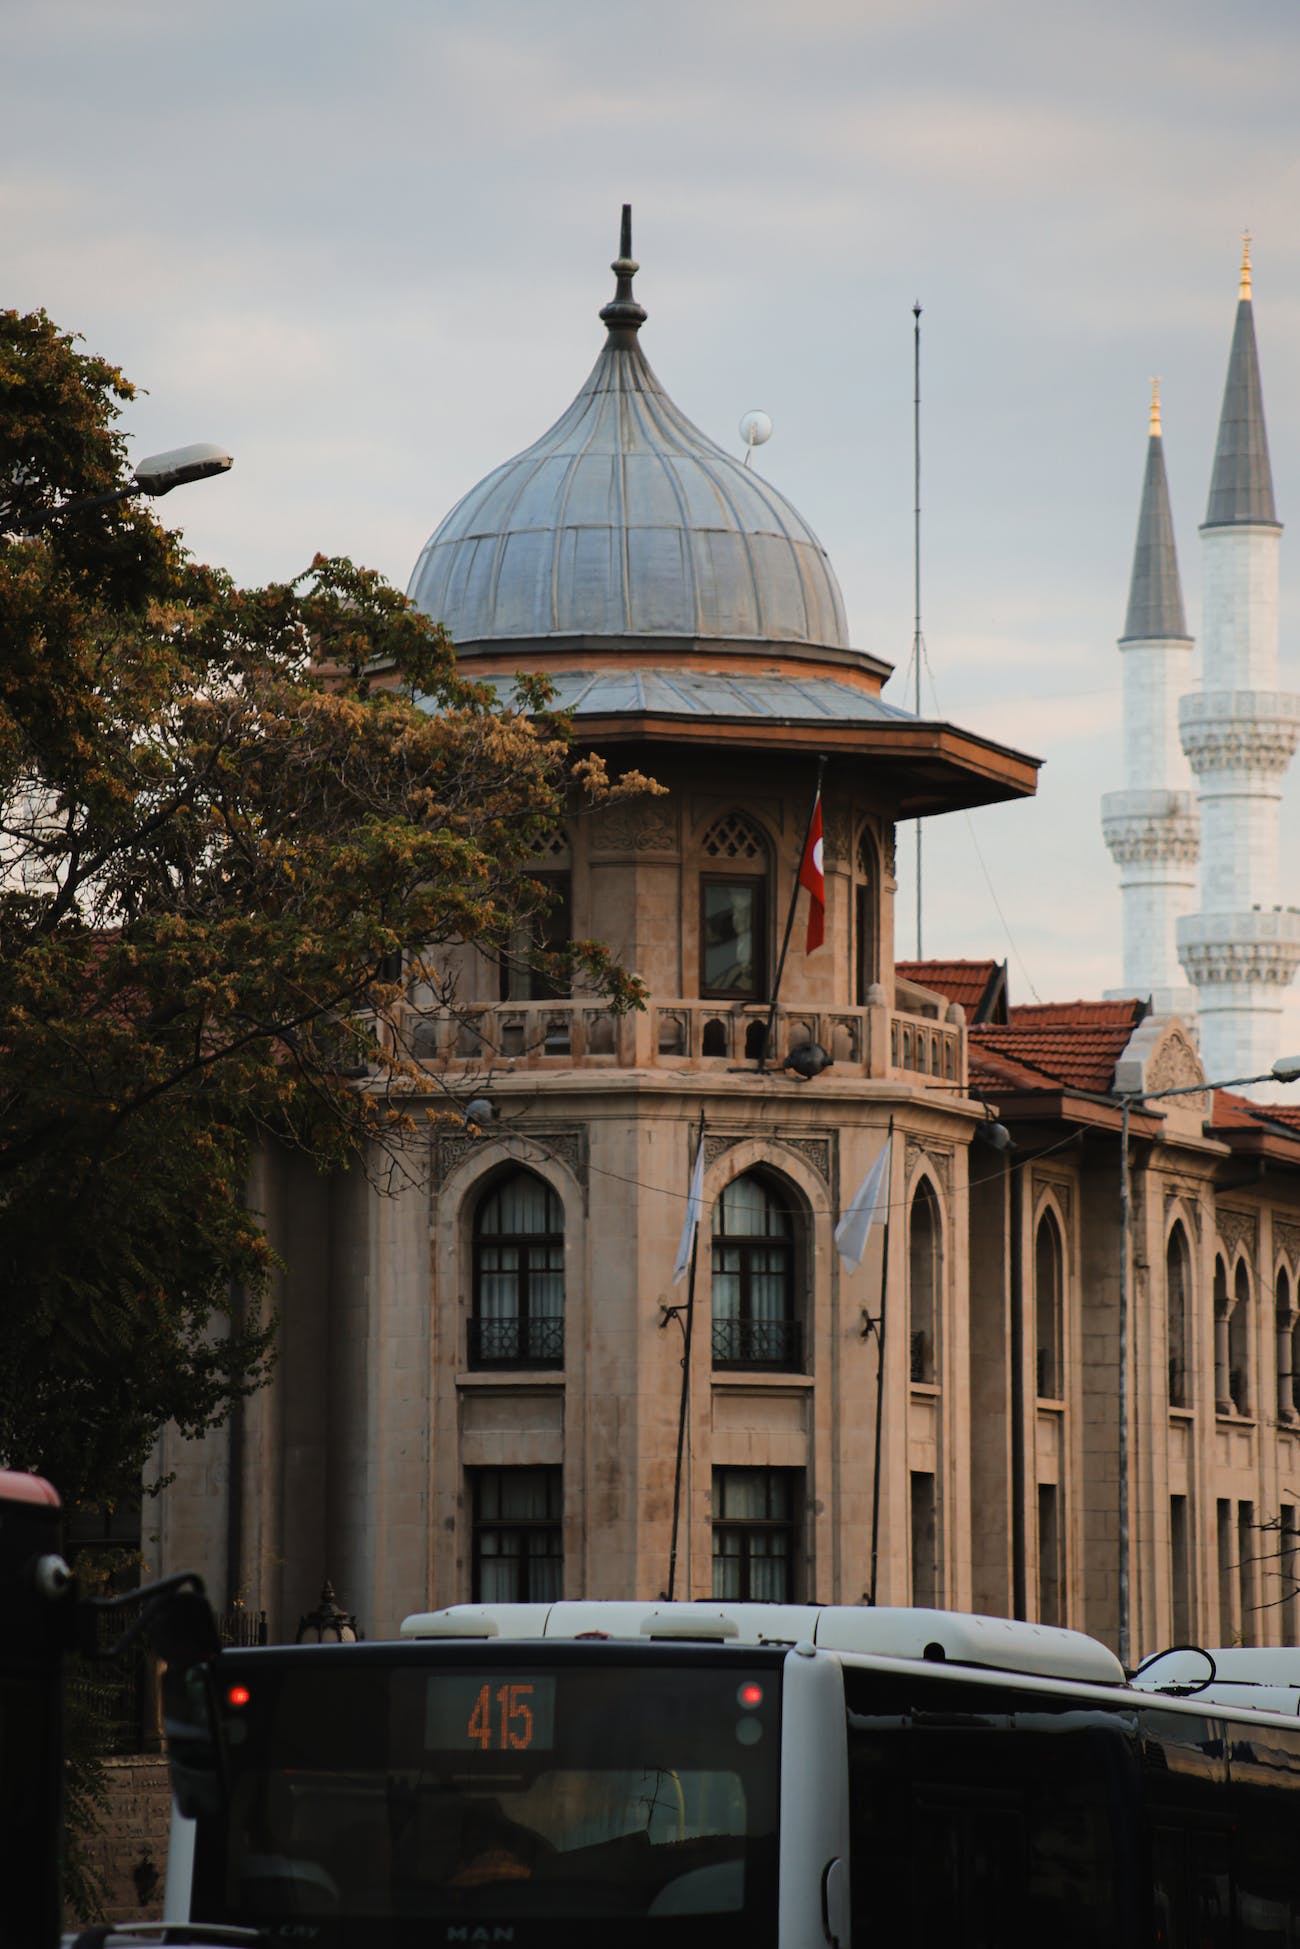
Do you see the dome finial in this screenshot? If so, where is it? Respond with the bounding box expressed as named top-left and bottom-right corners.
top-left (1149, 376), bottom-right (1161, 437)
top-left (1239, 229), bottom-right (1253, 301)
top-left (599, 202), bottom-right (647, 338)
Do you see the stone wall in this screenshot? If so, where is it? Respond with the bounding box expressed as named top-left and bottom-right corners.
top-left (73, 1755), bottom-right (171, 1929)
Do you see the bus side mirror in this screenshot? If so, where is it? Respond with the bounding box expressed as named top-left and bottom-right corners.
top-left (160, 1656), bottom-right (225, 1821)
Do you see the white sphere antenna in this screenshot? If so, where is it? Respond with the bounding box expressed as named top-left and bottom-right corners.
top-left (739, 410), bottom-right (772, 465)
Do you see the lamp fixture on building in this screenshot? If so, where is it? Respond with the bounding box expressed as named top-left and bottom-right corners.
top-left (783, 1042), bottom-right (833, 1081)
top-left (295, 1580), bottom-right (359, 1643)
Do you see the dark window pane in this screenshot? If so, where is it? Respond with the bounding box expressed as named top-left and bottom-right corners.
top-left (702, 880), bottom-right (764, 997)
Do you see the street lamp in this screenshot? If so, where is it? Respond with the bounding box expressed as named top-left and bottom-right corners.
top-left (51, 443), bottom-right (233, 521)
top-left (1116, 1053), bottom-right (1300, 1668)
top-left (295, 1579), bottom-right (359, 1643)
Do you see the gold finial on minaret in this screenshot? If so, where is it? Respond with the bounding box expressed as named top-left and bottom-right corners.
top-left (1149, 376), bottom-right (1162, 437)
top-left (1239, 230), bottom-right (1253, 300)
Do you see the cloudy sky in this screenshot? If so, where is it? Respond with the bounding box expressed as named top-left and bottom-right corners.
top-left (8, 0), bottom-right (1300, 1055)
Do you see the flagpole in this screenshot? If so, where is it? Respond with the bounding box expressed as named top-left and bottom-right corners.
top-left (667, 1111), bottom-right (706, 1599)
top-left (868, 1118), bottom-right (894, 1605)
top-left (758, 755), bottom-right (827, 1072)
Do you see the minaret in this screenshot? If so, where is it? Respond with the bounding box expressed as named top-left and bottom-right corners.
top-left (1177, 240), bottom-right (1300, 1086)
top-left (1102, 380), bottom-right (1199, 1016)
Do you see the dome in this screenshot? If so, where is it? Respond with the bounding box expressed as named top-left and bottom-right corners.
top-left (408, 215), bottom-right (849, 652)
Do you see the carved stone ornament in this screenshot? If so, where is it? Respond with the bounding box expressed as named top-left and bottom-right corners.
top-left (819, 804), bottom-right (847, 871)
top-left (1143, 1025), bottom-right (1206, 1101)
top-left (1164, 1188), bottom-right (1200, 1239)
top-left (884, 830), bottom-right (897, 879)
top-left (1217, 1206), bottom-right (1257, 1263)
top-left (1275, 1220), bottom-right (1300, 1271)
top-left (905, 1136), bottom-right (952, 1196)
top-left (703, 1130), bottom-right (834, 1189)
top-left (593, 799), bottom-right (678, 854)
top-left (431, 1123), bottom-right (588, 1191)
top-left (1036, 1176), bottom-right (1073, 1227)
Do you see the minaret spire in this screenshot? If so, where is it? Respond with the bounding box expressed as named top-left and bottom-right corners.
top-left (1123, 381), bottom-right (1187, 643)
top-left (1102, 386), bottom-right (1198, 1017)
top-left (1205, 234), bottom-right (1276, 527)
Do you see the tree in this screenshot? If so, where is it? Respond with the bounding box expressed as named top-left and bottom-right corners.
top-left (0, 309), bottom-right (649, 1516)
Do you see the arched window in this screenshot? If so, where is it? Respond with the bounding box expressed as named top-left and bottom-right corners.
top-left (908, 1178), bottom-right (942, 1385)
top-left (699, 812), bottom-right (770, 1001)
top-left (1213, 1258), bottom-right (1231, 1414)
top-left (499, 829), bottom-right (572, 1002)
top-left (855, 828), bottom-right (880, 1004)
top-left (1034, 1207), bottom-right (1064, 1400)
top-left (1276, 1267), bottom-right (1296, 1423)
top-left (471, 1171), bottom-right (564, 1369)
top-left (712, 1172), bottom-right (799, 1370)
top-left (1229, 1261), bottom-right (1251, 1414)
top-left (1167, 1224), bottom-right (1191, 1408)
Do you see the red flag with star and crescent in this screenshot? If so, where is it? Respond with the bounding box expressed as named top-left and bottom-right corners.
top-left (799, 794), bottom-right (825, 952)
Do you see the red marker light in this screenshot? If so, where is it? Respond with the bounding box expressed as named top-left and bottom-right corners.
top-left (738, 1682), bottom-right (764, 1709)
top-left (227, 1685), bottom-right (251, 1708)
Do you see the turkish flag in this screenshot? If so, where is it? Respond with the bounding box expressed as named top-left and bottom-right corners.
top-left (799, 794), bottom-right (825, 953)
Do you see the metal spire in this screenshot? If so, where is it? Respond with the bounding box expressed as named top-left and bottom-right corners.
top-left (1123, 381), bottom-right (1188, 641)
top-left (1205, 236), bottom-right (1277, 528)
top-left (599, 203), bottom-right (647, 340)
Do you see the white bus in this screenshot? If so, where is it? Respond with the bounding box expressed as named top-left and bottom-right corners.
top-left (167, 1601), bottom-right (1300, 1949)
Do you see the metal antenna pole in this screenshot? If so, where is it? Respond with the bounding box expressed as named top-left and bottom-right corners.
top-left (913, 301), bottom-right (923, 960)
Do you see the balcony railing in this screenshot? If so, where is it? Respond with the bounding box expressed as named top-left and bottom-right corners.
top-left (407, 996), bottom-right (964, 1088)
top-left (712, 1317), bottom-right (803, 1370)
top-left (469, 1316), bottom-right (564, 1369)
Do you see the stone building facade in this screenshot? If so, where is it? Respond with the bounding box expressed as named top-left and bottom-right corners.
top-left (155, 219), bottom-right (1300, 1662)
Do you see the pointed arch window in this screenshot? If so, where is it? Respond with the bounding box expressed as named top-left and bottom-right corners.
top-left (1034, 1207), bottom-right (1064, 1400)
top-left (712, 1171), bottom-right (800, 1370)
top-left (1229, 1261), bottom-right (1251, 1415)
top-left (699, 812), bottom-right (770, 1001)
top-left (1276, 1266), bottom-right (1296, 1424)
top-left (1213, 1258), bottom-right (1231, 1414)
top-left (471, 1171), bottom-right (564, 1368)
top-left (908, 1178), bottom-right (942, 1385)
top-left (855, 827), bottom-right (880, 1004)
top-left (499, 829), bottom-right (572, 1002)
top-left (1166, 1223), bottom-right (1191, 1408)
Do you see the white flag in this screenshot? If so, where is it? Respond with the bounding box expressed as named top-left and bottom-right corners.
top-left (673, 1138), bottom-right (706, 1285)
top-left (834, 1136), bottom-right (893, 1271)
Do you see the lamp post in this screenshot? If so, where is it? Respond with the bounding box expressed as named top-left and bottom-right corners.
top-left (1115, 1052), bottom-right (1300, 1668)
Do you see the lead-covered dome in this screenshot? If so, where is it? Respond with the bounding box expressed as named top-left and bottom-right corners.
top-left (408, 215), bottom-right (849, 651)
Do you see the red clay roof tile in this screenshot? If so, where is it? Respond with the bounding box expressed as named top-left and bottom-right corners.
top-left (969, 998), bottom-right (1146, 1095)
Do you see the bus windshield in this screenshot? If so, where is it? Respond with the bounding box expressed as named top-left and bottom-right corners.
top-left (194, 1644), bottom-right (782, 1947)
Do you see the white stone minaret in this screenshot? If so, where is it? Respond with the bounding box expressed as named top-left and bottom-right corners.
top-left (1177, 241), bottom-right (1300, 1087)
top-left (1102, 381), bottom-right (1200, 1017)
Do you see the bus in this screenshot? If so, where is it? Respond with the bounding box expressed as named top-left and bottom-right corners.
top-left (167, 1600), bottom-right (1300, 1949)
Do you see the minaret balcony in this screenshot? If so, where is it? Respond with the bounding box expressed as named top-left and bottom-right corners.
top-left (1179, 691), bottom-right (1300, 776)
top-left (1177, 909), bottom-right (1300, 989)
top-left (1100, 789), bottom-right (1199, 867)
top-left (401, 994), bottom-right (964, 1087)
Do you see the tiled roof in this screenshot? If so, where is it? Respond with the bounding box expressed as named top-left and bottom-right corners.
top-left (968, 1043), bottom-right (1062, 1093)
top-left (969, 999), bottom-right (1147, 1096)
top-left (1209, 1091), bottom-right (1300, 1140)
top-left (896, 958), bottom-right (1002, 1019)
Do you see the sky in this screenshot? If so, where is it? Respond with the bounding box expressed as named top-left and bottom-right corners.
top-left (7, 0), bottom-right (1300, 1059)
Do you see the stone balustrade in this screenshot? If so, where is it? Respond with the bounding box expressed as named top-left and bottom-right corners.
top-left (404, 995), bottom-right (964, 1087)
